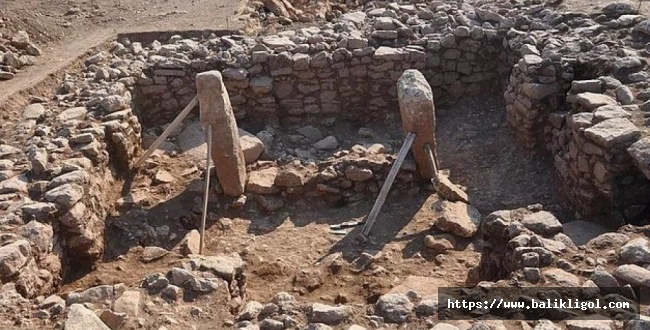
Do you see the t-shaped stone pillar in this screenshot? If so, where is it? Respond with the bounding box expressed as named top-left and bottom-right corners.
top-left (397, 69), bottom-right (439, 179)
top-left (196, 71), bottom-right (246, 197)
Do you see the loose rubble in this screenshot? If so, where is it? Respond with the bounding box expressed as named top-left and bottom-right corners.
top-left (1, 0), bottom-right (650, 329)
top-left (0, 30), bottom-right (43, 80)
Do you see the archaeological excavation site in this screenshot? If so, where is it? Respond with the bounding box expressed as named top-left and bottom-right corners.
top-left (1, 0), bottom-right (650, 329)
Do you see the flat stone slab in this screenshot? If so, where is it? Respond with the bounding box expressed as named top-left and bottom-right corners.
top-left (592, 105), bottom-right (631, 123)
top-left (374, 46), bottom-right (405, 61)
top-left (261, 37), bottom-right (295, 49)
top-left (572, 92), bottom-right (617, 110)
top-left (584, 118), bottom-right (641, 148)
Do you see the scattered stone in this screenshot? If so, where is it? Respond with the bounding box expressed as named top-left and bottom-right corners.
top-left (247, 167), bottom-right (279, 194)
top-left (543, 268), bottom-right (581, 286)
top-left (590, 269), bottom-right (620, 290)
top-left (0, 240), bottom-right (31, 278)
top-left (140, 246), bottom-right (169, 262)
top-left (587, 232), bottom-right (630, 250)
top-left (521, 211), bottom-right (563, 236)
top-left (154, 170), bottom-right (175, 184)
top-left (424, 234), bottom-right (456, 252)
top-left (239, 129), bottom-right (265, 164)
top-left (161, 285), bottom-right (183, 301)
top-left (309, 303), bottom-right (352, 324)
top-left (376, 293), bottom-right (413, 324)
top-left (23, 103), bottom-right (45, 120)
top-left (432, 323), bottom-right (460, 330)
top-left (64, 304), bottom-right (110, 330)
top-left (100, 310), bottom-right (127, 330)
top-left (44, 183), bottom-right (84, 208)
top-left (238, 301), bottom-right (263, 321)
top-left (350, 252), bottom-right (377, 273)
top-left (66, 285), bottom-right (114, 306)
top-left (612, 264), bottom-right (650, 288)
top-left (297, 126), bottom-right (323, 141)
top-left (435, 174), bottom-right (469, 203)
top-left (566, 317), bottom-right (615, 330)
top-left (619, 238), bottom-right (650, 264)
top-left (39, 294), bottom-right (65, 312)
top-left (433, 200), bottom-right (481, 238)
top-left (313, 136), bottom-right (339, 150)
top-left (180, 230), bottom-right (200, 256)
top-left (113, 290), bottom-right (141, 317)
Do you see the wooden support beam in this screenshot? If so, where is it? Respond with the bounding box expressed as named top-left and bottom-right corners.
top-left (425, 144), bottom-right (440, 186)
top-left (199, 124), bottom-right (213, 255)
top-left (360, 132), bottom-right (416, 238)
top-left (132, 96), bottom-right (198, 169)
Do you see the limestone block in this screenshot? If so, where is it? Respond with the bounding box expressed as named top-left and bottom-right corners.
top-left (397, 69), bottom-right (437, 179)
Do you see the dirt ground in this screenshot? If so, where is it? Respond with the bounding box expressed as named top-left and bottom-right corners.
top-left (0, 0), bottom-right (243, 105)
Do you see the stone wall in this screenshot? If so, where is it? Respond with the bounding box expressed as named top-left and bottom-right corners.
top-left (506, 53), bottom-right (650, 225)
top-left (0, 72), bottom-right (142, 298)
top-left (133, 30), bottom-right (511, 128)
top-left (128, 21), bottom-right (650, 225)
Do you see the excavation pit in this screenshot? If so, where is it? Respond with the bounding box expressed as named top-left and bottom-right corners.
top-left (3, 2), bottom-right (650, 326)
top-left (67, 25), bottom-right (650, 288)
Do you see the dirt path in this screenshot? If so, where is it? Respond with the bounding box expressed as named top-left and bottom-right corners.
top-left (0, 0), bottom-right (244, 106)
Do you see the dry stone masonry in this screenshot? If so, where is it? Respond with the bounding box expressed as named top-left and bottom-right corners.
top-left (1, 0), bottom-right (650, 329)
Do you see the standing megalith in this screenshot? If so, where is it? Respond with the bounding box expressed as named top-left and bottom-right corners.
top-left (196, 71), bottom-right (246, 197)
top-left (397, 69), bottom-right (438, 179)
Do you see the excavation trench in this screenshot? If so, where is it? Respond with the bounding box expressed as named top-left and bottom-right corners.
top-left (54, 27), bottom-right (650, 299)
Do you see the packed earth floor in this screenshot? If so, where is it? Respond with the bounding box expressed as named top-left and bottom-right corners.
top-left (1, 0), bottom-right (650, 330)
